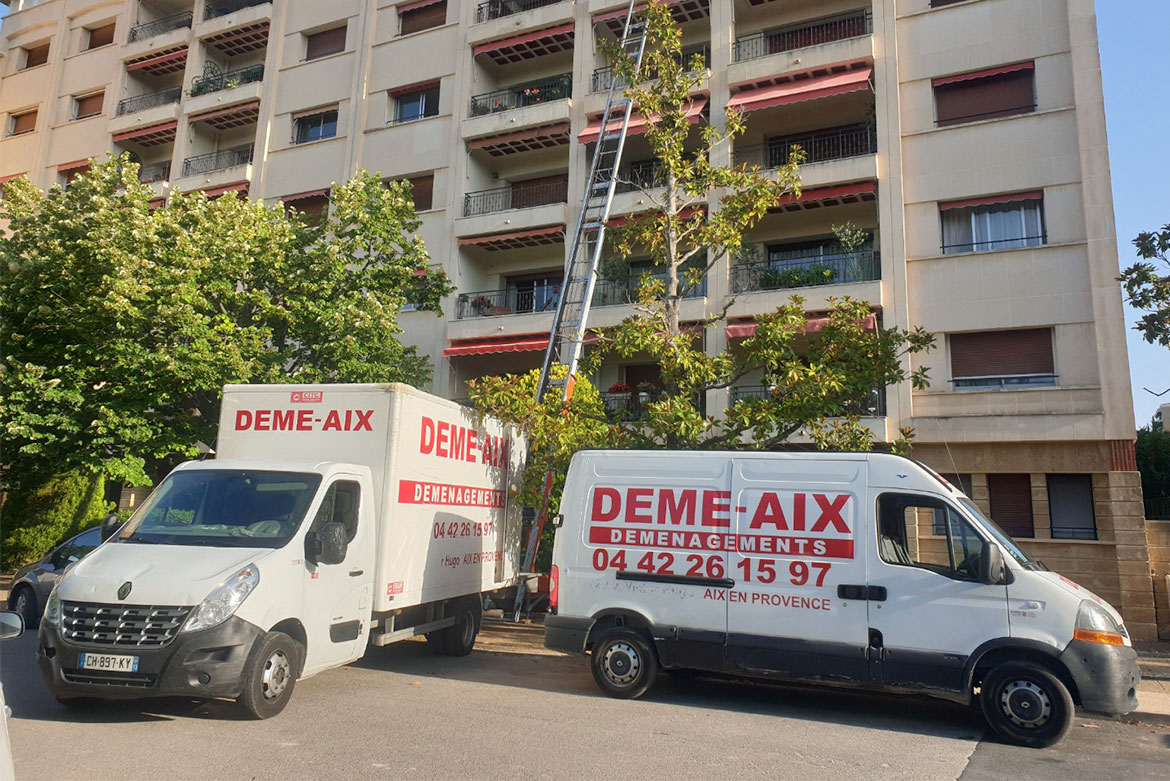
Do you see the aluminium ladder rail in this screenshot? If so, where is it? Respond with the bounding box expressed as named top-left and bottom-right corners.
top-left (512, 0), bottom-right (649, 619)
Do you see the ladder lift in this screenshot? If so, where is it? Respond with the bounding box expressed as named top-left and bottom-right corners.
top-left (511, 0), bottom-right (649, 619)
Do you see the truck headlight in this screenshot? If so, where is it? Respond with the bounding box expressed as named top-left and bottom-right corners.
top-left (183, 564), bottom-right (259, 633)
top-left (44, 583), bottom-right (62, 626)
top-left (1073, 599), bottom-right (1130, 647)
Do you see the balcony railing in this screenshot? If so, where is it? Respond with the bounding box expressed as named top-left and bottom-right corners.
top-left (190, 64), bottom-right (264, 97)
top-left (731, 385), bottom-right (887, 416)
top-left (591, 45), bottom-right (709, 93)
top-left (469, 74), bottom-right (572, 116)
top-left (137, 162), bottom-right (171, 184)
top-left (474, 0), bottom-right (565, 24)
top-left (599, 390), bottom-right (706, 422)
top-left (942, 235), bottom-right (1047, 255)
top-left (614, 159), bottom-right (664, 194)
top-left (592, 274), bottom-right (706, 307)
top-left (181, 144), bottom-right (254, 177)
top-left (949, 374), bottom-right (1058, 390)
top-left (733, 11), bottom-right (872, 63)
top-left (734, 125), bottom-right (876, 169)
top-left (462, 175), bottom-right (568, 217)
top-left (205, 0), bottom-right (271, 20)
top-left (456, 274), bottom-right (705, 319)
top-left (116, 87), bottom-right (183, 116)
top-left (128, 11), bottom-right (193, 42)
top-left (732, 250), bottom-right (880, 293)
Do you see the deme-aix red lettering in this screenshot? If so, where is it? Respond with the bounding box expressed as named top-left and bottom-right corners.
top-left (419, 416), bottom-right (508, 468)
top-left (590, 486), bottom-right (850, 534)
top-left (235, 409), bottom-right (373, 432)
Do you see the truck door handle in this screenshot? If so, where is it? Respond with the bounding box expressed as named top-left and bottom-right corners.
top-left (838, 584), bottom-right (887, 601)
top-left (349, 569), bottom-right (364, 577)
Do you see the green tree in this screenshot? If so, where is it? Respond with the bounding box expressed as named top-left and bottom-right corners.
top-left (1137, 423), bottom-right (1170, 520)
top-left (1, 469), bottom-right (110, 570)
top-left (1, 157), bottom-right (452, 493)
top-left (1119, 223), bottom-right (1170, 347)
top-left (471, 1), bottom-right (934, 527)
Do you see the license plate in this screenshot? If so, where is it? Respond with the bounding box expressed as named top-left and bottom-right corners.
top-left (79, 653), bottom-right (139, 673)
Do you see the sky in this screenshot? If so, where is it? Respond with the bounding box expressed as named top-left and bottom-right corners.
top-left (0, 1), bottom-right (1165, 424)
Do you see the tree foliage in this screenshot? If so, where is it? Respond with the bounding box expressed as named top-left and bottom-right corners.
top-left (1, 157), bottom-right (451, 490)
top-left (1137, 424), bottom-right (1170, 520)
top-left (1, 469), bottom-right (110, 570)
top-left (1120, 223), bottom-right (1170, 347)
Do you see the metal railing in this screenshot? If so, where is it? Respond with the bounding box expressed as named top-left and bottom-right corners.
top-left (137, 162), bottom-right (171, 184)
top-left (181, 144), bottom-right (254, 177)
top-left (734, 125), bottom-right (876, 169)
top-left (942, 235), bottom-right (1047, 255)
top-left (599, 390), bottom-right (705, 422)
top-left (1050, 526), bottom-right (1097, 541)
top-left (732, 250), bottom-right (880, 293)
top-left (474, 0), bottom-right (565, 24)
top-left (733, 11), bottom-right (872, 62)
top-left (949, 374), bottom-right (1058, 390)
top-left (592, 274), bottom-right (706, 307)
top-left (462, 175), bottom-right (568, 216)
top-left (128, 12), bottom-right (193, 42)
top-left (730, 385), bottom-right (887, 416)
top-left (457, 288), bottom-right (559, 319)
top-left (205, 0), bottom-right (271, 20)
top-left (591, 45), bottom-right (709, 93)
top-left (469, 74), bottom-right (572, 116)
top-left (614, 159), bottom-right (664, 194)
top-left (190, 64), bottom-right (264, 97)
top-left (116, 87), bottom-right (182, 116)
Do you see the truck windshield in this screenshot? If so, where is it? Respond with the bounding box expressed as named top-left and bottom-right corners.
top-left (958, 497), bottom-right (1037, 569)
top-left (118, 470), bottom-right (322, 548)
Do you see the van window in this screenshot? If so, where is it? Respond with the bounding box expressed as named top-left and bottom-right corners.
top-left (877, 494), bottom-right (984, 581)
top-left (308, 480), bottom-right (360, 542)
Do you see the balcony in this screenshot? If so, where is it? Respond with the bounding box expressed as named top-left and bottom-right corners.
top-left (733, 11), bottom-right (872, 63)
top-left (116, 87), bottom-right (182, 116)
top-left (599, 390), bottom-right (705, 422)
top-left (469, 74), bottom-right (572, 117)
top-left (949, 374), bottom-right (1058, 391)
top-left (455, 275), bottom-right (705, 320)
top-left (590, 45), bottom-right (710, 93)
top-left (731, 250), bottom-right (880, 294)
top-left (137, 162), bottom-right (171, 183)
top-left (204, 0), bottom-right (270, 20)
top-left (734, 125), bottom-right (876, 170)
top-left (592, 274), bottom-right (706, 307)
top-left (462, 175), bottom-right (568, 217)
top-left (731, 385), bottom-right (887, 417)
top-left (190, 64), bottom-right (264, 97)
top-left (129, 12), bottom-right (194, 43)
top-left (614, 159), bottom-right (663, 194)
top-left (181, 144), bottom-right (254, 177)
top-left (474, 0), bottom-right (565, 24)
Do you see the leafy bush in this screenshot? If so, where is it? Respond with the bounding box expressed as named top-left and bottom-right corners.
top-left (1, 469), bottom-right (111, 569)
top-left (758, 264), bottom-right (837, 290)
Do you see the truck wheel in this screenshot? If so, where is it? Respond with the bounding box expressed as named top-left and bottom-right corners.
top-left (237, 631), bottom-right (299, 720)
top-left (590, 628), bottom-right (658, 699)
top-left (979, 661), bottom-right (1074, 748)
top-left (10, 586), bottom-right (38, 629)
top-left (439, 598), bottom-right (481, 657)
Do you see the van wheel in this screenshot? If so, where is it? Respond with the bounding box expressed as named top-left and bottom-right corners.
top-left (237, 631), bottom-right (299, 720)
top-left (979, 661), bottom-right (1073, 748)
top-left (439, 598), bottom-right (480, 657)
top-left (590, 628), bottom-right (658, 699)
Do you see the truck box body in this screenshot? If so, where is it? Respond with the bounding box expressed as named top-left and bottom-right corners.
top-left (218, 383), bottom-right (524, 611)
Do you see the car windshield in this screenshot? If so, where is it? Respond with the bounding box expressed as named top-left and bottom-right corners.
top-left (117, 469), bottom-right (321, 548)
top-left (958, 497), bottom-right (1038, 569)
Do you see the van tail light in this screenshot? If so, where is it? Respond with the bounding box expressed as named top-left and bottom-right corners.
top-left (549, 564), bottom-right (559, 613)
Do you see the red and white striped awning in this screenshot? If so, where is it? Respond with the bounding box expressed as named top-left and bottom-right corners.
top-left (473, 24), bottom-right (574, 65)
top-left (466, 123), bottom-right (571, 157)
top-left (125, 47), bottom-right (189, 76)
top-left (578, 98), bottom-right (708, 145)
top-left (726, 312), bottom-right (877, 339)
top-left (457, 225), bottom-right (565, 251)
top-left (933, 61), bottom-right (1034, 87)
top-left (112, 120), bottom-right (178, 147)
top-left (728, 66), bottom-right (872, 114)
top-left (938, 190), bottom-right (1043, 211)
top-left (770, 181), bottom-right (877, 212)
top-left (202, 182), bottom-right (249, 198)
top-left (445, 331), bottom-right (599, 357)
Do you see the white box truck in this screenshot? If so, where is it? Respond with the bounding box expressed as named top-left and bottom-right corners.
top-left (37, 384), bottom-right (525, 718)
top-left (545, 450), bottom-right (1140, 748)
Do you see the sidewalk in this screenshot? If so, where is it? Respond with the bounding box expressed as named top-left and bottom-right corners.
top-left (1133, 643), bottom-right (1170, 726)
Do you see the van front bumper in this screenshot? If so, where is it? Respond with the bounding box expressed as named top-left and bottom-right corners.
top-left (544, 615), bottom-right (592, 655)
top-left (1059, 638), bottom-right (1140, 716)
top-left (37, 616), bottom-right (263, 701)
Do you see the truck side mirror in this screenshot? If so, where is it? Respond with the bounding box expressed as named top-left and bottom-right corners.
top-left (100, 511), bottom-right (122, 542)
top-left (315, 522), bottom-right (349, 566)
top-left (0, 611), bottom-right (25, 641)
top-left (979, 540), bottom-right (1006, 586)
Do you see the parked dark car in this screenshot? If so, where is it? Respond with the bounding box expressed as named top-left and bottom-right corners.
top-left (7, 527), bottom-right (103, 627)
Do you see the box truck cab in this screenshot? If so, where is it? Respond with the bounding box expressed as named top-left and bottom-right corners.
top-left (37, 384), bottom-right (524, 718)
top-left (545, 451), bottom-right (1140, 748)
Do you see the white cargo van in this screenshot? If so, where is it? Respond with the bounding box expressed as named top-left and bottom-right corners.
top-left (545, 451), bottom-right (1140, 748)
top-left (37, 384), bottom-right (524, 718)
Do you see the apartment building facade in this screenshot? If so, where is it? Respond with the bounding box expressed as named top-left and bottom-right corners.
top-left (1, 0), bottom-right (1158, 637)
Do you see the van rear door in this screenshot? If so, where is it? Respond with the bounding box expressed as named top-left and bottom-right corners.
top-left (725, 456), bottom-right (870, 682)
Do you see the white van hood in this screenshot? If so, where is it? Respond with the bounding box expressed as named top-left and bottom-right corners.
top-left (59, 542), bottom-right (267, 606)
top-left (1035, 570), bottom-right (1125, 625)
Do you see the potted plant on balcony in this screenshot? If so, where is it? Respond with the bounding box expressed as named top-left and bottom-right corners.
top-left (470, 295), bottom-right (493, 316)
top-left (833, 221), bottom-right (870, 283)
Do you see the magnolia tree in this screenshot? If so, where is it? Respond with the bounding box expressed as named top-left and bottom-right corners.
top-left (1120, 223), bottom-right (1170, 348)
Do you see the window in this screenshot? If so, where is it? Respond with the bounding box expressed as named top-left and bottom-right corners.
top-left (22, 42), bottom-right (50, 70)
top-left (934, 63), bottom-right (1035, 126)
top-left (940, 194), bottom-right (1044, 254)
top-left (74, 92), bottom-right (104, 120)
top-left (305, 26), bottom-right (346, 60)
top-left (931, 0), bottom-right (972, 8)
top-left (949, 329), bottom-right (1055, 389)
top-left (394, 85), bottom-right (440, 123)
top-left (85, 23), bottom-right (116, 50)
top-left (932, 474), bottom-right (973, 533)
top-left (294, 108), bottom-right (338, 143)
top-left (507, 273), bottom-right (562, 313)
top-left (877, 493), bottom-right (985, 581)
top-left (399, 0), bottom-right (446, 36)
top-left (408, 174), bottom-right (434, 211)
top-left (308, 480), bottom-right (361, 542)
top-left (287, 194), bottom-right (330, 224)
top-left (1047, 474), bottom-right (1096, 540)
top-left (61, 165), bottom-right (90, 189)
top-left (9, 109), bottom-right (38, 136)
top-left (988, 474), bottom-right (1034, 538)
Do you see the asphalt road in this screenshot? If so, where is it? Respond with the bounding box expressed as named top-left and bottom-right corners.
top-left (2, 623), bottom-right (1167, 781)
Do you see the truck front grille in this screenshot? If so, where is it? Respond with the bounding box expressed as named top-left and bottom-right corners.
top-left (61, 602), bottom-right (192, 647)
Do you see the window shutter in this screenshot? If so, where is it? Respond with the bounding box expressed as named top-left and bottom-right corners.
top-left (75, 92), bottom-right (104, 118)
top-left (950, 329), bottom-right (1053, 378)
top-left (24, 43), bottom-right (50, 69)
top-left (11, 110), bottom-right (38, 134)
top-left (306, 26), bottom-right (347, 60)
top-left (408, 175), bottom-right (434, 211)
top-left (87, 23), bottom-right (116, 49)
top-left (1046, 475), bottom-right (1096, 540)
top-left (935, 69), bottom-right (1034, 126)
top-left (988, 474), bottom-right (1034, 538)
top-left (400, 2), bottom-right (447, 36)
